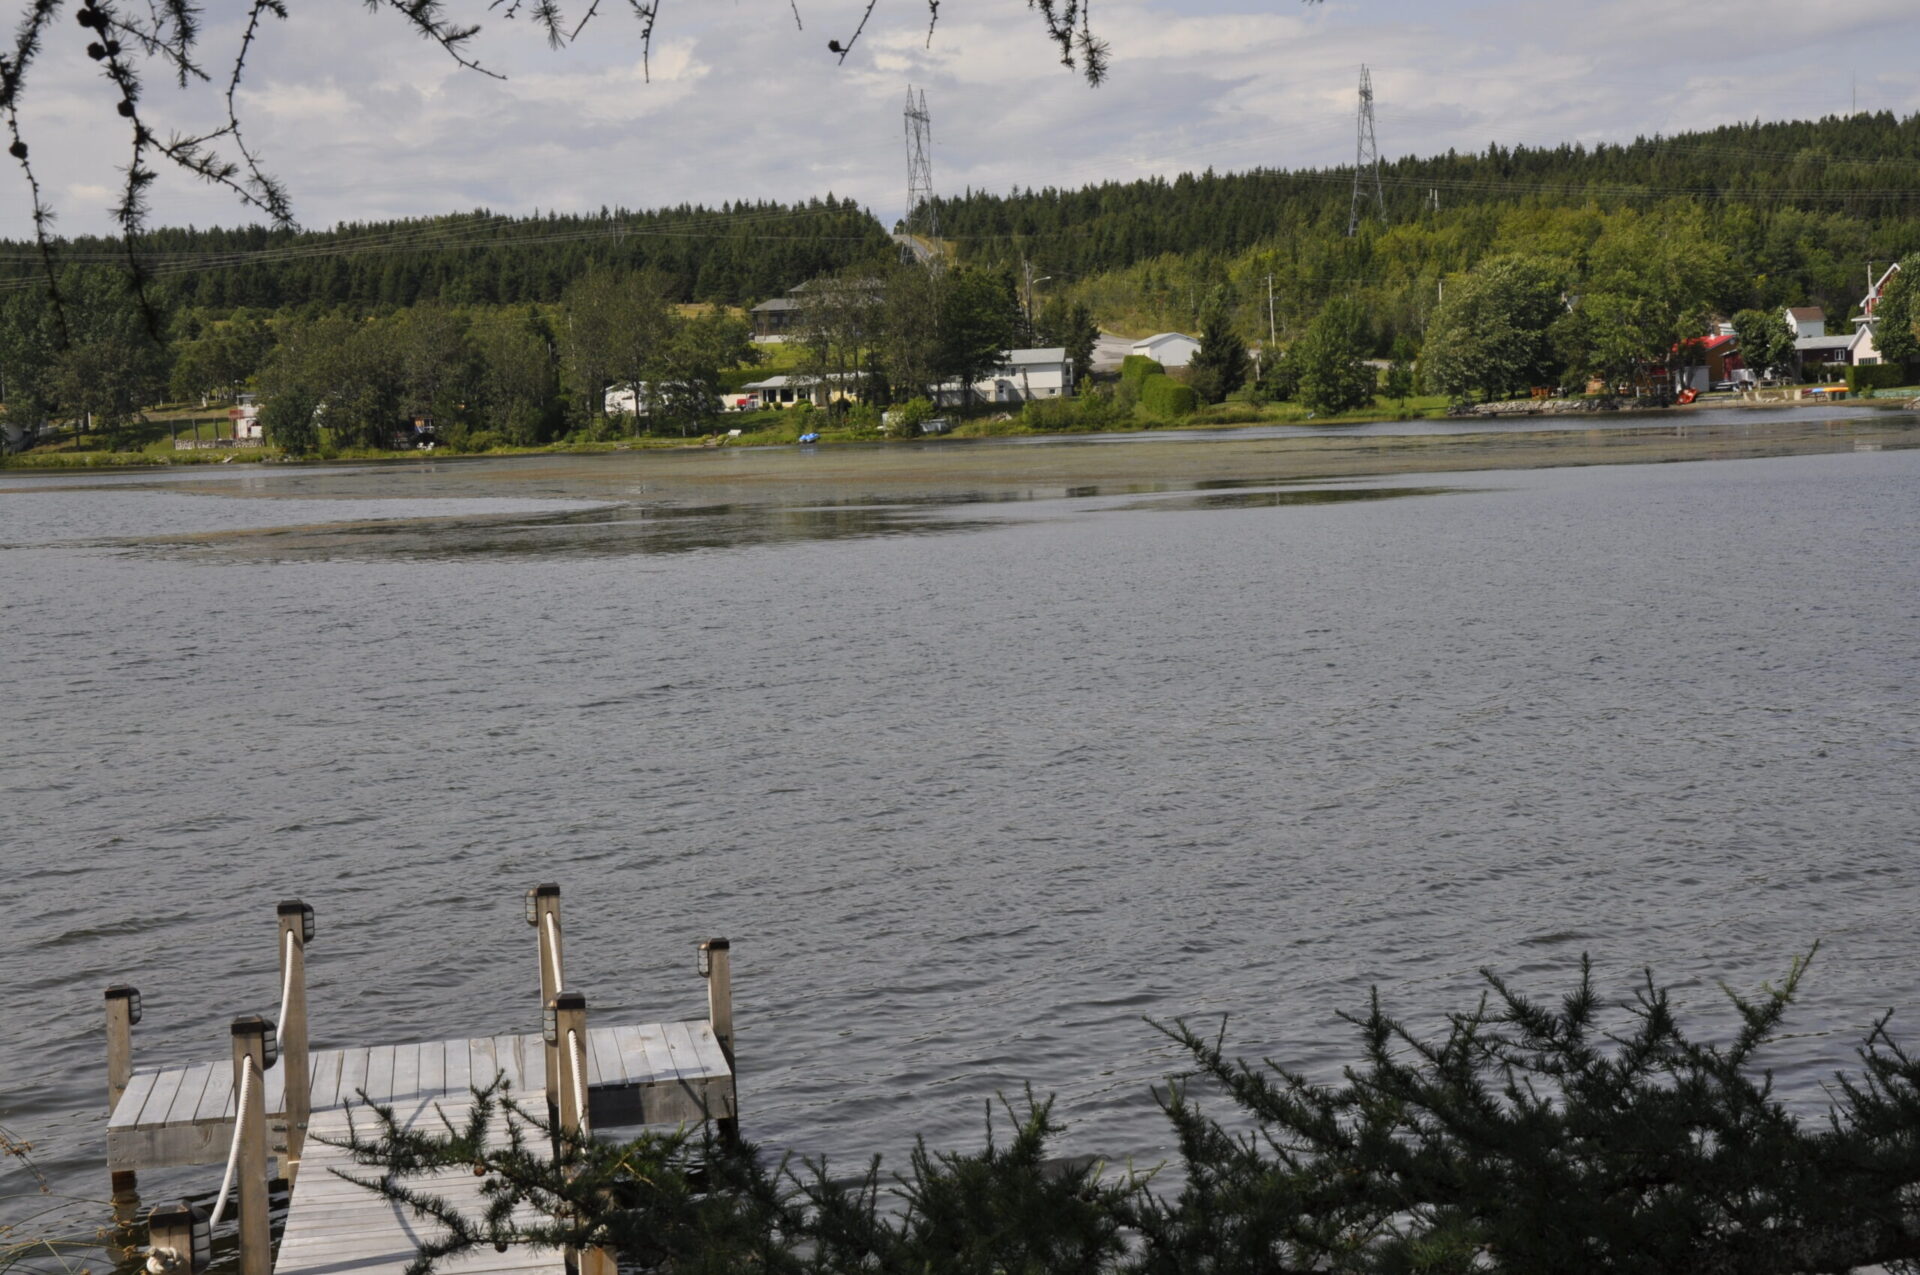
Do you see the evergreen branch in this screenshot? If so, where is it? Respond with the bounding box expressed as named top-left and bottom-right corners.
top-left (370, 0), bottom-right (500, 78)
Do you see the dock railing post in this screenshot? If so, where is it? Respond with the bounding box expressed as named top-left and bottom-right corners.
top-left (230, 1016), bottom-right (276, 1275)
top-left (699, 939), bottom-right (738, 1143)
top-left (527, 884), bottom-right (564, 1125)
top-left (276, 900), bottom-right (314, 1182)
top-left (104, 985), bottom-right (141, 1199)
top-left (545, 990), bottom-right (613, 1275)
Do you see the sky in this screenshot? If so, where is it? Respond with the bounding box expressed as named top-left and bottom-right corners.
top-left (9, 0), bottom-right (1920, 241)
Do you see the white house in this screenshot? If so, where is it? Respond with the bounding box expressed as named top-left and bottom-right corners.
top-left (1785, 306), bottom-right (1826, 341)
top-left (736, 372), bottom-right (866, 409)
top-left (1129, 332), bottom-right (1200, 368)
top-left (932, 347), bottom-right (1075, 406)
top-left (1848, 262), bottom-right (1904, 365)
top-left (230, 393), bottom-right (262, 440)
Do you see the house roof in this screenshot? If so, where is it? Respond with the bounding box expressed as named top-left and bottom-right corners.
top-left (1003, 347), bottom-right (1067, 365)
top-left (1795, 334), bottom-right (1854, 352)
top-left (1133, 332), bottom-right (1197, 349)
top-left (1787, 306), bottom-right (1825, 322)
top-left (750, 298), bottom-right (800, 313)
top-left (740, 373), bottom-right (861, 391)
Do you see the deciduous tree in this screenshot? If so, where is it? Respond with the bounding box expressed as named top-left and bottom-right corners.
top-left (1293, 297), bottom-right (1374, 415)
top-left (1732, 306), bottom-right (1797, 382)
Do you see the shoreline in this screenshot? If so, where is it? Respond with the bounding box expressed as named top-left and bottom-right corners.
top-left (7, 395), bottom-right (1910, 474)
top-left (10, 413), bottom-right (1911, 507)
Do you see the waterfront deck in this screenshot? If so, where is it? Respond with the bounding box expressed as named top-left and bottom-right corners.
top-left (104, 889), bottom-right (737, 1275)
top-left (107, 1023), bottom-right (735, 1170)
top-left (273, 1096), bottom-right (562, 1275)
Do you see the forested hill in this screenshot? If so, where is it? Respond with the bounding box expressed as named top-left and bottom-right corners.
top-left (0, 199), bottom-right (892, 310)
top-left (936, 112), bottom-right (1920, 280)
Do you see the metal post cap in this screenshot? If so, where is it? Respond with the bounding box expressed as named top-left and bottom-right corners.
top-left (551, 989), bottom-right (587, 1011)
top-left (702, 937), bottom-right (731, 951)
top-left (230, 1015), bottom-right (271, 1036)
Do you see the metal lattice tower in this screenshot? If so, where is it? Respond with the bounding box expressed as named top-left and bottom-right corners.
top-left (1347, 65), bottom-right (1386, 237)
top-left (904, 85), bottom-right (938, 244)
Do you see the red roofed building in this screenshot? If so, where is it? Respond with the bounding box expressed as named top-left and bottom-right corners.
top-left (1671, 333), bottom-right (1743, 392)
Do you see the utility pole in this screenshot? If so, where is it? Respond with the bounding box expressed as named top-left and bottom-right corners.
top-left (1347, 65), bottom-right (1386, 237)
top-left (1265, 273), bottom-right (1276, 346)
top-left (1021, 260), bottom-right (1051, 337)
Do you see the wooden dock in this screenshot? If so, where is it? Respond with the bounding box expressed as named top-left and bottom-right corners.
top-left (109, 1024), bottom-right (734, 1171)
top-left (274, 1097), bottom-right (561, 1275)
top-left (112, 889), bottom-right (737, 1275)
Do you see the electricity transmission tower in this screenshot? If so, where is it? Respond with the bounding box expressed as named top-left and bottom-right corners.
top-left (904, 86), bottom-right (938, 248)
top-left (1347, 65), bottom-right (1386, 237)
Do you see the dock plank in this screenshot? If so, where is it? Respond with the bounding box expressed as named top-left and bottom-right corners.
top-left (586, 1026), bottom-right (622, 1088)
top-left (178, 1063), bottom-right (224, 1125)
top-left (469, 1037), bottom-right (502, 1091)
top-left (391, 1042), bottom-right (421, 1102)
top-left (444, 1038), bottom-right (473, 1097)
top-left (275, 1096), bottom-right (565, 1275)
top-left (634, 1023), bottom-right (681, 1083)
top-left (418, 1038), bottom-right (445, 1100)
top-left (309, 1048), bottom-right (344, 1112)
top-left (366, 1044), bottom-right (397, 1105)
top-left (338, 1047), bottom-right (372, 1106)
top-left (109, 1069), bottom-right (160, 1128)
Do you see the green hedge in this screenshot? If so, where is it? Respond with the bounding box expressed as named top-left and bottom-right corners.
top-left (1120, 354), bottom-right (1165, 387)
top-left (1140, 373), bottom-right (1197, 418)
top-left (1845, 362), bottom-right (1910, 392)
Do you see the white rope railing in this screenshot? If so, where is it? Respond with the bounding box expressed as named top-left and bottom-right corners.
top-left (567, 1028), bottom-right (590, 1134)
top-left (275, 930), bottom-right (295, 1042)
top-left (209, 1056), bottom-right (255, 1227)
top-left (543, 912), bottom-right (564, 993)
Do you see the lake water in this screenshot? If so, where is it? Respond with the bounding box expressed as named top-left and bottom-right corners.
top-left (3, 427), bottom-right (1918, 1246)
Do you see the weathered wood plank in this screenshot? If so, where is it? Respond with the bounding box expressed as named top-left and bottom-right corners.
top-left (660, 1022), bottom-right (705, 1085)
top-left (634, 1023), bottom-right (682, 1084)
top-left (177, 1063), bottom-right (224, 1125)
top-left (337, 1046), bottom-right (372, 1106)
top-left (608, 1026), bottom-right (653, 1085)
top-left (586, 1026), bottom-right (622, 1088)
top-left (444, 1037), bottom-right (473, 1097)
top-left (391, 1041), bottom-right (421, 1102)
top-left (137, 1066), bottom-right (190, 1131)
top-left (107, 1069), bottom-right (160, 1130)
top-left (418, 1037), bottom-right (445, 1099)
top-left (366, 1043), bottom-right (397, 1104)
top-left (689, 1023), bottom-right (731, 1081)
top-left (309, 1047), bottom-right (345, 1113)
top-left (469, 1037), bottom-right (502, 1091)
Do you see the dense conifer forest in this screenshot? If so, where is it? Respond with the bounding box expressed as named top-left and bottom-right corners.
top-left (938, 112), bottom-right (1920, 342)
top-left (8, 112), bottom-right (1920, 324)
top-left (0, 199), bottom-right (893, 310)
